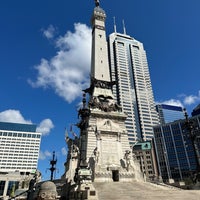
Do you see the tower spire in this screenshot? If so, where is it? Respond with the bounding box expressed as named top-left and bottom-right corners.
top-left (122, 19), bottom-right (127, 35)
top-left (95, 0), bottom-right (100, 7)
top-left (113, 16), bottom-right (117, 33)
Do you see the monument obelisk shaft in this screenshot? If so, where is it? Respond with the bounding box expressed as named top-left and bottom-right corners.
top-left (91, 0), bottom-right (111, 83)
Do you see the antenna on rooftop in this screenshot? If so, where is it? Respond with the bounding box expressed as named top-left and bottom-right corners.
top-left (122, 19), bottom-right (127, 35)
top-left (113, 16), bottom-right (117, 33)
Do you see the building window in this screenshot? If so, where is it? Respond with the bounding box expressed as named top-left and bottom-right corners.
top-left (3, 132), bottom-right (7, 136)
top-left (6, 181), bottom-right (19, 196)
top-left (0, 181), bottom-right (5, 196)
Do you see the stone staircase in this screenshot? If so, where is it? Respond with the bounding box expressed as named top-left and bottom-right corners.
top-left (93, 181), bottom-right (200, 200)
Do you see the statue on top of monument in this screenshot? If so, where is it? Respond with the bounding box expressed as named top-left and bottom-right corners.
top-left (95, 0), bottom-right (100, 7)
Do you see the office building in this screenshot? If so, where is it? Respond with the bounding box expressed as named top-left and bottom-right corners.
top-left (153, 115), bottom-right (200, 182)
top-left (0, 122), bottom-right (41, 198)
top-left (0, 122), bottom-right (41, 173)
top-left (191, 104), bottom-right (200, 117)
top-left (132, 140), bottom-right (159, 181)
top-left (156, 104), bottom-right (185, 125)
top-left (108, 33), bottom-right (159, 145)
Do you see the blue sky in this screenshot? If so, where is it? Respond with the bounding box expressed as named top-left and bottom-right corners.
top-left (0, 0), bottom-right (200, 180)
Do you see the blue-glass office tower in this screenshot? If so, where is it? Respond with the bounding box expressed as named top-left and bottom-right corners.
top-left (192, 104), bottom-right (200, 117)
top-left (156, 104), bottom-right (185, 125)
top-left (153, 115), bottom-right (200, 182)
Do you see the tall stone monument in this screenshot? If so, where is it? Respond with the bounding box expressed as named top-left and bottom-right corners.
top-left (63, 0), bottom-right (142, 185)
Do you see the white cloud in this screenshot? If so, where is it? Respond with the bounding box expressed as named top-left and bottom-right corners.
top-left (183, 90), bottom-right (200, 105)
top-left (0, 109), bottom-right (32, 124)
top-left (156, 90), bottom-right (200, 110)
top-left (39, 150), bottom-right (52, 160)
top-left (157, 99), bottom-right (183, 107)
top-left (29, 23), bottom-right (91, 103)
top-left (0, 109), bottom-right (54, 136)
top-left (39, 151), bottom-right (46, 160)
top-left (42, 25), bottom-right (56, 39)
top-left (36, 119), bottom-right (54, 136)
top-left (61, 147), bottom-right (67, 156)
top-left (44, 150), bottom-right (52, 157)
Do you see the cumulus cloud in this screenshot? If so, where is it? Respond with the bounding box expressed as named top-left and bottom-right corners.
top-left (157, 90), bottom-right (200, 109)
top-left (157, 99), bottom-right (183, 107)
top-left (39, 150), bottom-right (52, 160)
top-left (36, 119), bottom-right (54, 136)
top-left (0, 109), bottom-right (54, 136)
top-left (42, 25), bottom-right (57, 39)
top-left (183, 91), bottom-right (200, 105)
top-left (29, 23), bottom-right (91, 103)
top-left (61, 147), bottom-right (67, 156)
top-left (0, 109), bottom-right (32, 124)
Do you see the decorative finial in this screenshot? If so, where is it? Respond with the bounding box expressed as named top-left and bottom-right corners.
top-left (95, 0), bottom-right (100, 7)
top-left (122, 20), bottom-right (127, 35)
top-left (113, 17), bottom-right (117, 33)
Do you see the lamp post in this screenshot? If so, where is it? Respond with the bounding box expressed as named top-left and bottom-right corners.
top-left (48, 151), bottom-right (57, 181)
top-left (183, 108), bottom-right (200, 183)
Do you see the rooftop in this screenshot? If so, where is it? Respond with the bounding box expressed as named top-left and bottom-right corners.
top-left (0, 121), bottom-right (37, 132)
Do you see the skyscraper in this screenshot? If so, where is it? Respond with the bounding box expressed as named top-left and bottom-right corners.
top-left (0, 122), bottom-right (41, 173)
top-left (132, 141), bottom-right (159, 181)
top-left (153, 116), bottom-right (200, 182)
top-left (192, 104), bottom-right (200, 117)
top-left (108, 33), bottom-right (159, 145)
top-left (0, 122), bottom-right (41, 198)
top-left (156, 104), bottom-right (185, 125)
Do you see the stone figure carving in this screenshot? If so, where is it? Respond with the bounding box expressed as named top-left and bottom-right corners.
top-left (92, 78), bottom-right (115, 89)
top-left (27, 170), bottom-right (42, 200)
top-left (37, 181), bottom-right (57, 200)
top-left (117, 132), bottom-right (121, 142)
top-left (95, 129), bottom-right (101, 140)
top-left (93, 147), bottom-right (100, 164)
top-left (65, 129), bottom-right (79, 161)
top-left (71, 144), bottom-right (80, 159)
top-left (124, 150), bottom-right (132, 171)
top-left (89, 95), bottom-right (122, 112)
top-left (78, 107), bottom-right (90, 129)
top-left (34, 170), bottom-right (42, 183)
top-left (83, 77), bottom-right (116, 94)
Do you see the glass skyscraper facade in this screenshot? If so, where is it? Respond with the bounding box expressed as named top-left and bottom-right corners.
top-left (153, 115), bottom-right (200, 182)
top-left (192, 104), bottom-right (200, 117)
top-left (156, 104), bottom-right (185, 125)
top-left (108, 33), bottom-right (159, 145)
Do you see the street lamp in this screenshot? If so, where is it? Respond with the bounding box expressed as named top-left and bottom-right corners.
top-left (47, 151), bottom-right (57, 181)
top-left (183, 108), bottom-right (200, 183)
